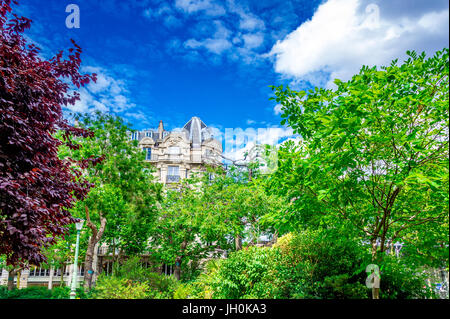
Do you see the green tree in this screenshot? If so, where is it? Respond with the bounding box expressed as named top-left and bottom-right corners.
top-left (151, 172), bottom-right (229, 281)
top-left (60, 112), bottom-right (161, 289)
top-left (269, 49), bottom-right (449, 279)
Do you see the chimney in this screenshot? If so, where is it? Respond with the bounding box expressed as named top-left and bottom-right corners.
top-left (158, 120), bottom-right (164, 139)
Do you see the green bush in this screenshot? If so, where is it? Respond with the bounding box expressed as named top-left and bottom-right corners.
top-left (0, 285), bottom-right (74, 299)
top-left (197, 229), bottom-right (369, 299)
top-left (93, 275), bottom-right (149, 299)
top-left (211, 246), bottom-right (276, 299)
top-left (378, 256), bottom-right (437, 299)
top-left (102, 257), bottom-right (180, 299)
top-left (174, 259), bottom-right (222, 299)
top-left (0, 286), bottom-right (9, 299)
top-left (271, 229), bottom-right (368, 299)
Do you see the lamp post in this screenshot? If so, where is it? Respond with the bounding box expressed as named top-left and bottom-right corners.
top-left (70, 219), bottom-right (84, 300)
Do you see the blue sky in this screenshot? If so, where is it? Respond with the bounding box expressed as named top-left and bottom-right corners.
top-left (17, 0), bottom-right (321, 130)
top-left (16, 0), bottom-right (449, 158)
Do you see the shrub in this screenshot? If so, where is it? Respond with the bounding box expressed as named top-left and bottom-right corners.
top-left (271, 229), bottom-right (368, 299)
top-left (210, 247), bottom-right (278, 299)
top-left (378, 256), bottom-right (436, 299)
top-left (175, 259), bottom-right (222, 299)
top-left (93, 275), bottom-right (149, 299)
top-left (0, 285), bottom-right (73, 299)
top-left (105, 257), bottom-right (180, 299)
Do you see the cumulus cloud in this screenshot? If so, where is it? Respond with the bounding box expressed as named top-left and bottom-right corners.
top-left (66, 66), bottom-right (147, 124)
top-left (270, 0), bottom-right (449, 88)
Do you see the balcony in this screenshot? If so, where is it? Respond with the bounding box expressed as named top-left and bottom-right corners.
top-left (146, 154), bottom-right (159, 161)
top-left (166, 175), bottom-right (180, 183)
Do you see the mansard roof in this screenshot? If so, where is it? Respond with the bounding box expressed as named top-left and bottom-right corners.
top-left (183, 116), bottom-right (207, 148)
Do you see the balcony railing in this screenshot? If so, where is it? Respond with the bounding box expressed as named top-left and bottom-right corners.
top-left (166, 175), bottom-right (180, 183)
top-left (146, 154), bottom-right (159, 161)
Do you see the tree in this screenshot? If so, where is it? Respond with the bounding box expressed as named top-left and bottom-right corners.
top-left (151, 173), bottom-right (229, 281)
top-left (0, 0), bottom-right (97, 266)
top-left (207, 167), bottom-right (285, 250)
top-left (151, 166), bottom-right (285, 281)
top-left (62, 112), bottom-right (161, 288)
top-left (270, 49), bottom-right (449, 270)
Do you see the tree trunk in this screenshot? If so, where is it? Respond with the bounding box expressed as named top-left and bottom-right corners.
top-left (83, 206), bottom-right (107, 290)
top-left (16, 270), bottom-right (21, 289)
top-left (174, 257), bottom-right (182, 281)
top-left (235, 235), bottom-right (242, 251)
top-left (92, 242), bottom-right (99, 286)
top-left (48, 266), bottom-right (54, 289)
top-left (370, 238), bottom-right (380, 299)
top-left (7, 269), bottom-right (18, 291)
top-left (60, 265), bottom-right (65, 287)
top-left (174, 240), bottom-right (188, 280)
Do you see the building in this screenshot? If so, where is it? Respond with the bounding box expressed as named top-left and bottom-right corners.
top-left (0, 116), bottom-right (224, 289)
top-left (132, 116), bottom-right (223, 184)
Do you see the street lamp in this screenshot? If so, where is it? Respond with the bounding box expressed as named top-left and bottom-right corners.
top-left (70, 219), bottom-right (84, 300)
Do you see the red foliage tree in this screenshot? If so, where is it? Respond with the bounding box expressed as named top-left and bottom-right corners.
top-left (0, 0), bottom-right (99, 266)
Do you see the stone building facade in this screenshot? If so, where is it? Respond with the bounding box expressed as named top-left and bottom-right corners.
top-left (132, 116), bottom-right (223, 184)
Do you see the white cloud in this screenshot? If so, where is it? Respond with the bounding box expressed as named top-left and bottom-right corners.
top-left (226, 0), bottom-right (265, 32)
top-left (66, 66), bottom-right (139, 117)
top-left (242, 33), bottom-right (264, 49)
top-left (175, 0), bottom-right (226, 16)
top-left (270, 0), bottom-right (449, 88)
top-left (143, 3), bottom-right (182, 29)
top-left (273, 104), bottom-right (283, 115)
top-left (184, 20), bottom-right (233, 55)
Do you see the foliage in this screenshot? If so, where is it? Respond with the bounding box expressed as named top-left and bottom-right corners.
top-left (180, 229), bottom-right (370, 299)
top-left (269, 49), bottom-right (449, 264)
top-left (174, 259), bottom-right (222, 299)
top-left (106, 256), bottom-right (179, 299)
top-left (0, 0), bottom-right (97, 266)
top-left (270, 229), bottom-right (368, 299)
top-left (377, 256), bottom-right (437, 299)
top-left (66, 112), bottom-right (162, 257)
top-left (150, 172), bottom-right (231, 280)
top-left (0, 286), bottom-right (84, 299)
top-left (211, 247), bottom-right (276, 299)
top-left (59, 112), bottom-right (162, 288)
top-left (93, 275), bottom-right (149, 299)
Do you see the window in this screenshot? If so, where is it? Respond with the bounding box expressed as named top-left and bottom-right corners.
top-left (29, 267), bottom-right (37, 276)
top-left (131, 132), bottom-right (139, 140)
top-left (144, 147), bottom-right (152, 160)
top-left (168, 166), bottom-right (179, 176)
top-left (162, 264), bottom-right (174, 276)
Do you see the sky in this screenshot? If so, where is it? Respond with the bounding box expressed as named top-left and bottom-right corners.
top-left (14, 0), bottom-right (450, 159)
